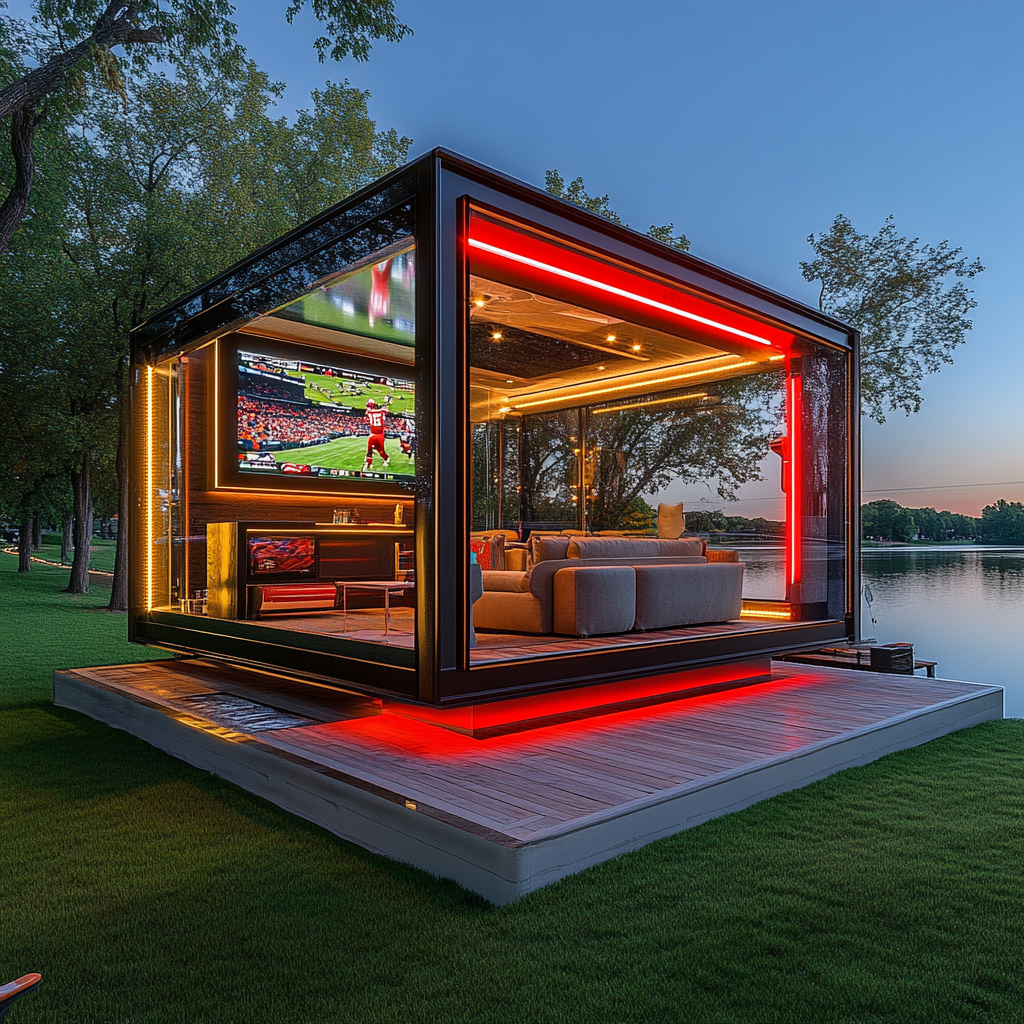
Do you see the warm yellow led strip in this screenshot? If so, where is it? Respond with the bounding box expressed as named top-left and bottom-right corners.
top-left (591, 392), bottom-right (708, 415)
top-left (512, 360), bottom-right (756, 410)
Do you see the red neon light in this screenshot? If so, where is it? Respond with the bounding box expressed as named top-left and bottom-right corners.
top-left (469, 238), bottom-right (773, 346)
top-left (787, 370), bottom-right (802, 589)
top-left (467, 213), bottom-right (794, 353)
top-left (386, 659), bottom-right (769, 736)
top-left (308, 669), bottom-right (830, 758)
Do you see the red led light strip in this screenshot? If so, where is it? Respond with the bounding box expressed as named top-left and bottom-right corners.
top-left (468, 237), bottom-right (774, 346)
top-left (787, 370), bottom-right (802, 588)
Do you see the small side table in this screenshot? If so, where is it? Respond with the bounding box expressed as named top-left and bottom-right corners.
top-left (337, 580), bottom-right (415, 636)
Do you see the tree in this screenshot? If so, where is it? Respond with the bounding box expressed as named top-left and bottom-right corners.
top-left (45, 62), bottom-right (410, 605)
top-left (979, 499), bottom-right (1024, 545)
top-left (800, 215), bottom-right (984, 423)
top-left (585, 377), bottom-right (782, 531)
top-left (545, 169), bottom-right (690, 251)
top-left (0, 0), bottom-right (411, 251)
top-left (891, 507), bottom-right (917, 543)
top-left (861, 499), bottom-right (902, 541)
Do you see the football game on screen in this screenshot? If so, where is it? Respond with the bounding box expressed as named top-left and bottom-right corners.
top-left (236, 351), bottom-right (415, 481)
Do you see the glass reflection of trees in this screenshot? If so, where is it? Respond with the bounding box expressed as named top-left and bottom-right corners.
top-left (584, 372), bottom-right (784, 531)
top-left (471, 369), bottom-right (786, 534)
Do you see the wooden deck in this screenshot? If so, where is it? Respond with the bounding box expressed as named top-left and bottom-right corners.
top-left (53, 658), bottom-right (1002, 904)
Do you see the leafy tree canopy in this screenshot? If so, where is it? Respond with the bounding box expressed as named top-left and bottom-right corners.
top-left (544, 168), bottom-right (690, 252)
top-left (979, 499), bottom-right (1024, 545)
top-left (0, 0), bottom-right (411, 249)
top-left (0, 54), bottom-right (411, 598)
top-left (801, 215), bottom-right (984, 423)
top-left (861, 498), bottom-right (978, 542)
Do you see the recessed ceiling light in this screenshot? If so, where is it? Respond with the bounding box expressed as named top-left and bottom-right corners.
top-left (473, 298), bottom-right (485, 307)
top-left (492, 332), bottom-right (502, 341)
top-left (598, 365), bottom-right (606, 371)
top-left (505, 378), bottom-right (514, 384)
top-left (632, 343), bottom-right (642, 352)
top-left (606, 334), bottom-right (616, 342)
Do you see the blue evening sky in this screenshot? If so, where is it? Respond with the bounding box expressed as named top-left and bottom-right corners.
top-left (15, 0), bottom-right (1018, 515)
top-left (236, 0), bottom-right (1023, 517)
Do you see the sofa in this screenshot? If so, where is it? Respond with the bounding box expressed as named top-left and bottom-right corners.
top-left (473, 536), bottom-right (744, 638)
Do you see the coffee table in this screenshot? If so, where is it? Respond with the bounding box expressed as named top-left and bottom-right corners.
top-left (336, 580), bottom-right (415, 636)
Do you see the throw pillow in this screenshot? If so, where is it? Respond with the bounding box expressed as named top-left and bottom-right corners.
top-left (469, 535), bottom-right (506, 571)
top-left (658, 502), bottom-right (685, 539)
top-left (530, 535), bottom-right (571, 563)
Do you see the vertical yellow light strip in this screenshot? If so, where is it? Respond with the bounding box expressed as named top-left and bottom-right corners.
top-left (213, 339), bottom-right (220, 486)
top-left (146, 365), bottom-right (154, 611)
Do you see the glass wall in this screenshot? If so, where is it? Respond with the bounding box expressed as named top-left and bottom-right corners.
top-left (137, 238), bottom-right (421, 668)
top-left (467, 210), bottom-right (848, 662)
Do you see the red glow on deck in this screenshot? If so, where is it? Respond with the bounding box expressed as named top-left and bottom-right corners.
top-left (379, 659), bottom-right (771, 741)
top-left (468, 212), bottom-right (794, 353)
top-left (309, 666), bottom-right (827, 758)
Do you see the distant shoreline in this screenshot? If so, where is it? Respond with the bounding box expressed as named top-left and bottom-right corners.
top-left (861, 543), bottom-right (1024, 552)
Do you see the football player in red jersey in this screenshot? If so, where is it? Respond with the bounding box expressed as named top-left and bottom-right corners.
top-left (363, 398), bottom-right (390, 471)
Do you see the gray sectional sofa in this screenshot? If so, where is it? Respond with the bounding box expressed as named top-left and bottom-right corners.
top-left (474, 536), bottom-right (745, 638)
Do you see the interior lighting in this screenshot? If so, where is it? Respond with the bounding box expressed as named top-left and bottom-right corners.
top-left (631, 343), bottom-right (642, 352)
top-left (770, 354), bottom-right (784, 361)
top-left (468, 237), bottom-right (776, 346)
top-left (606, 334), bottom-right (616, 342)
top-left (598, 365), bottom-right (606, 371)
top-left (146, 365), bottom-right (154, 612)
top-left (499, 406), bottom-right (511, 414)
top-left (473, 298), bottom-right (485, 307)
top-left (512, 359), bottom-right (756, 410)
top-left (741, 607), bottom-right (792, 620)
top-left (505, 378), bottom-right (514, 384)
top-left (592, 392), bottom-right (708, 415)
top-left (491, 331), bottom-right (502, 341)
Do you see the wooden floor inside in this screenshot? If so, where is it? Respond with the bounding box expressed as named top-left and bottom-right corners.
top-left (54, 658), bottom-right (1002, 904)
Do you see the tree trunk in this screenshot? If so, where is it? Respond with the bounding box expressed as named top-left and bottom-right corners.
top-left (61, 514), bottom-right (72, 564)
top-left (0, 106), bottom-right (43, 253)
top-left (18, 514), bottom-right (31, 572)
top-left (67, 455), bottom-right (92, 594)
top-left (0, 4), bottom-right (164, 252)
top-left (109, 400), bottom-right (130, 612)
top-left (0, 3), bottom-right (165, 122)
top-left (32, 511), bottom-right (41, 549)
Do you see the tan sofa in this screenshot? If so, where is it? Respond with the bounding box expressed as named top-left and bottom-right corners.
top-left (474, 536), bottom-right (744, 637)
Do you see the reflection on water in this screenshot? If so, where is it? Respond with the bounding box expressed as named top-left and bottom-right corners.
top-left (862, 547), bottom-right (1023, 717)
top-left (733, 545), bottom-right (1023, 717)
top-left (733, 545), bottom-right (786, 600)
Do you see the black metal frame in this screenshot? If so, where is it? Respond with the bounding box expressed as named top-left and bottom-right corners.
top-left (129, 148), bottom-right (861, 708)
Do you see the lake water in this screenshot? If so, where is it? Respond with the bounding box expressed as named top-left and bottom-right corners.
top-left (735, 545), bottom-right (1024, 717)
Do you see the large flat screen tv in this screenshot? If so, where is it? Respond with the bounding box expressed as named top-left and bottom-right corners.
top-left (217, 338), bottom-right (416, 495)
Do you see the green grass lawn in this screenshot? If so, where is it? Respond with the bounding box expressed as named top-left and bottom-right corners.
top-left (2, 552), bottom-right (1022, 1023)
top-left (27, 538), bottom-right (118, 573)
